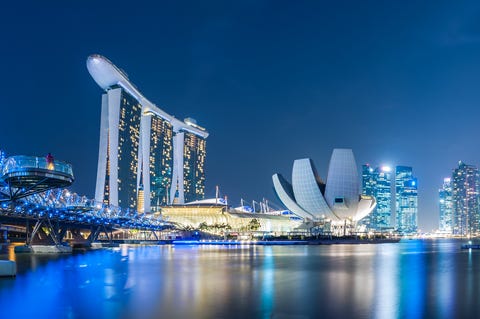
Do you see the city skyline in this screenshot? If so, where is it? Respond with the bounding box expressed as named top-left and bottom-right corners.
top-left (3, 2), bottom-right (480, 230)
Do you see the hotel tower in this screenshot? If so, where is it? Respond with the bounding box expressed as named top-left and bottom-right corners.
top-left (87, 54), bottom-right (208, 212)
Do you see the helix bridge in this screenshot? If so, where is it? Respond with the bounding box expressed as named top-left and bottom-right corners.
top-left (0, 155), bottom-right (174, 249)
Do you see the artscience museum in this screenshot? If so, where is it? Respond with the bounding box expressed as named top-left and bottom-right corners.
top-left (273, 149), bottom-right (376, 224)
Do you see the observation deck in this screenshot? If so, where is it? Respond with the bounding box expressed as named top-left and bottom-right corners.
top-left (1, 156), bottom-right (74, 200)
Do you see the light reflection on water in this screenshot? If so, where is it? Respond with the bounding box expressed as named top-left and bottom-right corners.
top-left (0, 240), bottom-right (478, 318)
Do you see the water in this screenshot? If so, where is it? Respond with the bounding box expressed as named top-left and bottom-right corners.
top-left (0, 239), bottom-right (477, 319)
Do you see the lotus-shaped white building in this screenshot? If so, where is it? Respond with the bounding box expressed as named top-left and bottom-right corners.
top-left (272, 149), bottom-right (376, 222)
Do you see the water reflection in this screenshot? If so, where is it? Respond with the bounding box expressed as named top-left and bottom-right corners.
top-left (0, 240), bottom-right (479, 318)
top-left (260, 246), bottom-right (274, 318)
top-left (400, 240), bottom-right (425, 319)
top-left (435, 240), bottom-right (455, 319)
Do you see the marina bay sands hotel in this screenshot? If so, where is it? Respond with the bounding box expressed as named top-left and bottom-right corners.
top-left (87, 55), bottom-right (208, 213)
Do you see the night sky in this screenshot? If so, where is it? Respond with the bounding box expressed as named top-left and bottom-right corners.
top-left (2, 1), bottom-right (480, 231)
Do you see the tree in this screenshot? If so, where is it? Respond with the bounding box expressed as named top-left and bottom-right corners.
top-left (248, 218), bottom-right (261, 231)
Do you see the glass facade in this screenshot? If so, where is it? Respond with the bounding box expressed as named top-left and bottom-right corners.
top-left (359, 164), bottom-right (375, 228)
top-left (115, 90), bottom-right (142, 209)
top-left (149, 114), bottom-right (173, 211)
top-left (439, 177), bottom-right (453, 233)
top-left (452, 161), bottom-right (480, 236)
top-left (395, 166), bottom-right (418, 234)
top-left (362, 166), bottom-right (392, 231)
top-left (362, 164), bottom-right (375, 197)
top-left (182, 131), bottom-right (207, 203)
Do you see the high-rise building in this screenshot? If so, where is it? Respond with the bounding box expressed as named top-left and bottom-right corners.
top-left (170, 119), bottom-right (207, 204)
top-left (361, 165), bottom-right (392, 231)
top-left (362, 164), bottom-right (375, 197)
top-left (439, 177), bottom-right (453, 233)
top-left (395, 166), bottom-right (418, 234)
top-left (372, 166), bottom-right (393, 230)
top-left (452, 161), bottom-right (480, 236)
top-left (144, 111), bottom-right (174, 210)
top-left (87, 55), bottom-right (208, 212)
top-left (360, 164), bottom-right (375, 229)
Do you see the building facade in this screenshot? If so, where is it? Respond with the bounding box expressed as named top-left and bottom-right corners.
top-left (272, 149), bottom-right (376, 224)
top-left (87, 55), bottom-right (208, 212)
top-left (452, 161), bottom-right (480, 236)
top-left (360, 164), bottom-right (375, 229)
top-left (362, 166), bottom-right (392, 231)
top-left (158, 205), bottom-right (301, 234)
top-left (395, 166), bottom-right (418, 234)
top-left (439, 177), bottom-right (453, 233)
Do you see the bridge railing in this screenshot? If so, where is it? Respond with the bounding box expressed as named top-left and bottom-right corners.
top-left (0, 187), bottom-right (174, 231)
top-left (2, 156), bottom-right (74, 177)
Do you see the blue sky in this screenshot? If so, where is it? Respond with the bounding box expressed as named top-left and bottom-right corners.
top-left (2, 1), bottom-right (480, 230)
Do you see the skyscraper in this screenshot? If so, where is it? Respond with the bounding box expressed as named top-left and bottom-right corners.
top-left (372, 166), bottom-right (393, 230)
top-left (87, 55), bottom-right (208, 212)
top-left (439, 177), bottom-right (453, 233)
top-left (361, 165), bottom-right (392, 231)
top-left (452, 161), bottom-right (480, 236)
top-left (395, 166), bottom-right (418, 234)
top-left (360, 164), bottom-right (375, 229)
top-left (143, 111), bottom-right (174, 211)
top-left (362, 164), bottom-right (375, 197)
top-left (170, 119), bottom-right (207, 204)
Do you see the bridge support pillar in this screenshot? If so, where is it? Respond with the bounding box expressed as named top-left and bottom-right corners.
top-left (26, 218), bottom-right (68, 246)
top-left (87, 225), bottom-right (112, 244)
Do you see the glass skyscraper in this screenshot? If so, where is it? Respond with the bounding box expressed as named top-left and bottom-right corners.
top-left (361, 165), bottom-right (392, 231)
top-left (88, 55), bottom-right (208, 211)
top-left (439, 177), bottom-right (453, 233)
top-left (362, 164), bottom-right (375, 198)
top-left (360, 164), bottom-right (375, 229)
top-left (452, 161), bottom-right (480, 236)
top-left (395, 166), bottom-right (418, 234)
